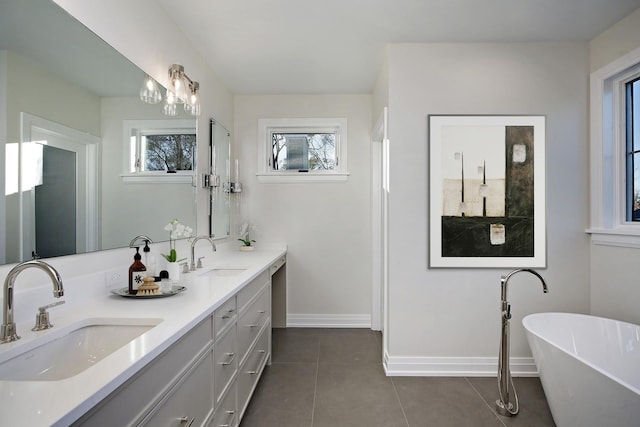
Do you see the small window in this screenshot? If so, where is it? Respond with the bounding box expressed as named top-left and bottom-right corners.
top-left (626, 77), bottom-right (640, 221)
top-left (122, 119), bottom-right (196, 183)
top-left (271, 132), bottom-right (336, 171)
top-left (258, 118), bottom-right (348, 182)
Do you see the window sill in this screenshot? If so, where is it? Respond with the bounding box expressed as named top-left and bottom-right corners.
top-left (257, 172), bottom-right (349, 183)
top-left (586, 227), bottom-right (640, 248)
top-left (120, 173), bottom-right (195, 184)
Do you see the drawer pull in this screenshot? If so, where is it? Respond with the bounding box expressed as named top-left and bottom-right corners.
top-left (221, 308), bottom-right (236, 320)
top-left (219, 410), bottom-right (235, 427)
top-left (220, 352), bottom-right (236, 366)
top-left (247, 310), bottom-right (266, 328)
top-left (179, 416), bottom-right (195, 426)
top-left (246, 350), bottom-right (266, 374)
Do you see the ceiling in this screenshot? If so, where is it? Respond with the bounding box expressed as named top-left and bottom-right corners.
top-left (156, 0), bottom-right (640, 94)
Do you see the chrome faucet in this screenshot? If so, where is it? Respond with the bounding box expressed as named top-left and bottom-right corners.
top-left (496, 268), bottom-right (548, 416)
top-left (1, 260), bottom-right (64, 343)
top-left (500, 268), bottom-right (548, 304)
top-left (190, 235), bottom-right (216, 271)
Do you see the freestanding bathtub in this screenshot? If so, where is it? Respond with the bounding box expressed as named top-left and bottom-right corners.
top-left (523, 312), bottom-right (640, 427)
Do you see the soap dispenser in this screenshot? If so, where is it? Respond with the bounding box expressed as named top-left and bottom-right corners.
top-left (143, 239), bottom-right (157, 276)
top-left (128, 247), bottom-right (146, 295)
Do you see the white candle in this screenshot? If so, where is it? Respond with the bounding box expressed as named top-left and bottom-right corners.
top-left (235, 159), bottom-right (239, 183)
top-left (212, 146), bottom-right (216, 176)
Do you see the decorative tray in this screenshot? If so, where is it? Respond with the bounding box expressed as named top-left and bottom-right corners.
top-left (110, 286), bottom-right (186, 299)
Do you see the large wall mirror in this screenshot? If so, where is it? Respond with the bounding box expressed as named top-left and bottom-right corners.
top-left (0, 0), bottom-right (200, 264)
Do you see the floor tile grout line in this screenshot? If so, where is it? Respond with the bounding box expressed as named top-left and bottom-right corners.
top-left (464, 377), bottom-right (508, 427)
top-left (309, 336), bottom-right (320, 427)
top-left (389, 376), bottom-right (411, 427)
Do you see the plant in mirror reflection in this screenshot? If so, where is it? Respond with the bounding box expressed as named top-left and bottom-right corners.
top-left (161, 218), bottom-right (193, 262)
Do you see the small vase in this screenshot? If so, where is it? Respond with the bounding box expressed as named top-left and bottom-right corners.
top-left (167, 262), bottom-right (180, 281)
top-left (239, 246), bottom-right (254, 252)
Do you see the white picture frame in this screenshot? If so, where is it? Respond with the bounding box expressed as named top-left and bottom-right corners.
top-left (428, 115), bottom-right (546, 268)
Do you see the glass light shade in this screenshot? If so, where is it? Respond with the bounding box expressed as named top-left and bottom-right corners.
top-left (139, 75), bottom-right (162, 104)
top-left (162, 90), bottom-right (178, 116)
top-left (184, 91), bottom-right (201, 116)
top-left (168, 65), bottom-right (187, 103)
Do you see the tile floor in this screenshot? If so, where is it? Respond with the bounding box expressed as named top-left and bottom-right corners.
top-left (240, 328), bottom-right (556, 427)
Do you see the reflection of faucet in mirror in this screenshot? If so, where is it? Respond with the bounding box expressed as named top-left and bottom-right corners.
top-left (129, 235), bottom-right (153, 248)
top-left (190, 236), bottom-right (217, 271)
top-left (1, 260), bottom-right (64, 343)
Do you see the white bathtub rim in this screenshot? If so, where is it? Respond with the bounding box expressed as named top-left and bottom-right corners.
top-left (522, 311), bottom-right (640, 396)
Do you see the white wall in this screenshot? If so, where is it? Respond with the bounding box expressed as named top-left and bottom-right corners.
top-left (589, 11), bottom-right (640, 326)
top-left (234, 95), bottom-right (373, 326)
top-left (382, 43), bottom-right (591, 375)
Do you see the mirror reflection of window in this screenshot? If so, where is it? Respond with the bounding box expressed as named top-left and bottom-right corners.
top-left (142, 133), bottom-right (196, 172)
top-left (125, 119), bottom-right (197, 176)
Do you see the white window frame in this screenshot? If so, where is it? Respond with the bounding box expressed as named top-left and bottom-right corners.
top-left (588, 46), bottom-right (640, 247)
top-left (122, 119), bottom-right (196, 184)
top-left (257, 118), bottom-right (349, 183)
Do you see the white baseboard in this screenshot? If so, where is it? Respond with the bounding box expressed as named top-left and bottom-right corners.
top-left (287, 314), bottom-right (371, 328)
top-left (383, 352), bottom-right (538, 377)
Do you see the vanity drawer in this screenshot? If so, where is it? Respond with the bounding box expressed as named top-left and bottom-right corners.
top-left (211, 383), bottom-right (238, 427)
top-left (237, 271), bottom-right (269, 313)
top-left (139, 350), bottom-right (215, 427)
top-left (237, 285), bottom-right (270, 363)
top-left (214, 324), bottom-right (237, 404)
top-left (238, 326), bottom-right (270, 420)
top-left (214, 296), bottom-right (237, 339)
top-left (73, 316), bottom-right (213, 426)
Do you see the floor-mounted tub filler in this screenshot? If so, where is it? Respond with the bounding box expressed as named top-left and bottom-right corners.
top-left (523, 312), bottom-right (640, 427)
top-left (495, 268), bottom-right (548, 417)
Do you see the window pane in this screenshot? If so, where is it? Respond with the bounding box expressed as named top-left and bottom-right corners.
top-left (143, 133), bottom-right (196, 171)
top-left (627, 78), bottom-right (640, 221)
top-left (272, 133), bottom-right (336, 171)
top-left (634, 79), bottom-right (640, 152)
top-left (634, 152), bottom-right (640, 221)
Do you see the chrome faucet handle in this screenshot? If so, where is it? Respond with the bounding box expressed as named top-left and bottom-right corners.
top-left (197, 257), bottom-right (204, 269)
top-left (32, 300), bottom-right (65, 331)
top-left (181, 262), bottom-right (190, 274)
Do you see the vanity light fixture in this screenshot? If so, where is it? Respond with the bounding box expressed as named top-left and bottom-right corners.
top-left (139, 75), bottom-right (162, 104)
top-left (139, 64), bottom-right (201, 116)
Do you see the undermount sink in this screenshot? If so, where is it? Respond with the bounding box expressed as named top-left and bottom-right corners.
top-left (0, 317), bottom-right (162, 381)
top-left (202, 268), bottom-right (247, 277)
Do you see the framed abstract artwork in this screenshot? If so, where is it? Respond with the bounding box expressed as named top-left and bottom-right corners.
top-left (428, 115), bottom-right (546, 268)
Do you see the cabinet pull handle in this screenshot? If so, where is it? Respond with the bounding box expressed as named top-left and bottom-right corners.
top-left (220, 352), bottom-right (236, 366)
top-left (179, 416), bottom-right (195, 427)
top-left (246, 350), bottom-right (266, 374)
top-left (247, 310), bottom-right (266, 328)
top-left (221, 308), bottom-right (236, 319)
top-left (219, 410), bottom-right (235, 427)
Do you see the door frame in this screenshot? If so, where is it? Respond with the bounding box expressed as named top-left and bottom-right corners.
top-left (371, 107), bottom-right (388, 332)
top-left (20, 113), bottom-right (99, 260)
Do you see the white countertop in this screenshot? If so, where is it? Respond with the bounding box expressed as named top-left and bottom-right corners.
top-left (0, 247), bottom-right (286, 427)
